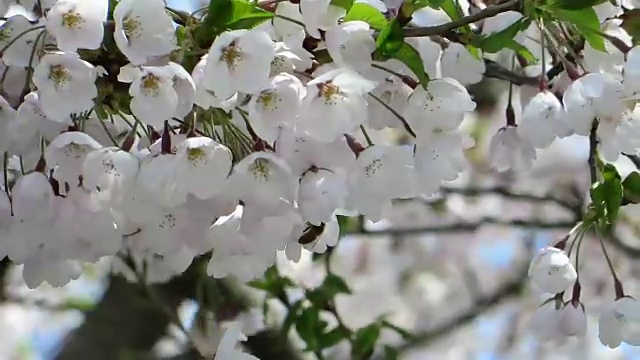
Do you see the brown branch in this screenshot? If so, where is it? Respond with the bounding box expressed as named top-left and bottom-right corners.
top-left (372, 234), bottom-right (535, 358)
top-left (354, 217), bottom-right (574, 236)
top-left (403, 0), bottom-right (520, 38)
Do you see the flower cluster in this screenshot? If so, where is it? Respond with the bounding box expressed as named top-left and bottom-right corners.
top-left (2, 0), bottom-right (640, 354)
top-left (0, 0), bottom-right (483, 290)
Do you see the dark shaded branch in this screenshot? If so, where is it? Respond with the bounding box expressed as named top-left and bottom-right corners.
top-left (439, 185), bottom-right (576, 210)
top-left (354, 217), bottom-right (574, 236)
top-left (484, 60), bottom-right (538, 86)
top-left (403, 0), bottom-right (520, 38)
top-left (54, 273), bottom-right (200, 360)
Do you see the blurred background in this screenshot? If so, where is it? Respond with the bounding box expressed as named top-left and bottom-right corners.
top-left (2, 0), bottom-right (640, 359)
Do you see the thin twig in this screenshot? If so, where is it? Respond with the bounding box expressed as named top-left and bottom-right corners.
top-left (402, 0), bottom-right (520, 38)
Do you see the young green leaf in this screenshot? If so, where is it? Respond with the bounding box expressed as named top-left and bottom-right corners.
top-left (352, 322), bottom-right (382, 359)
top-left (280, 300), bottom-right (304, 341)
top-left (322, 273), bottom-right (352, 296)
top-left (551, 8), bottom-right (606, 51)
top-left (296, 307), bottom-right (322, 352)
top-left (375, 19), bottom-right (404, 59)
top-left (623, 171), bottom-right (640, 203)
top-left (344, 3), bottom-right (389, 30)
top-left (547, 0), bottom-right (609, 11)
top-left (591, 164), bottom-right (623, 224)
top-left (331, 0), bottom-right (355, 11)
top-left (476, 18), bottom-right (530, 53)
top-left (319, 327), bottom-right (351, 349)
top-left (390, 43), bottom-right (430, 86)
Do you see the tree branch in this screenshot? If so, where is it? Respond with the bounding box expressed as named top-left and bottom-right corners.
top-left (403, 0), bottom-right (520, 38)
top-left (354, 217), bottom-right (574, 237)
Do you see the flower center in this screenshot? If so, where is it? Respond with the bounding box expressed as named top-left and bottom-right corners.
top-left (363, 158), bottom-right (382, 177)
top-left (317, 82), bottom-right (343, 105)
top-left (122, 16), bottom-right (141, 40)
top-left (187, 147), bottom-right (206, 163)
top-left (63, 143), bottom-right (86, 159)
top-left (62, 11), bottom-right (85, 29)
top-left (249, 158), bottom-right (270, 181)
top-left (221, 42), bottom-right (242, 70)
top-left (141, 73), bottom-right (161, 96)
top-left (258, 91), bottom-right (278, 111)
top-left (49, 65), bottom-right (71, 89)
top-left (0, 27), bottom-right (11, 43)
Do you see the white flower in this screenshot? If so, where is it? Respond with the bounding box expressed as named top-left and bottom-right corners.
top-left (174, 137), bottom-right (233, 200)
top-left (276, 127), bottom-right (356, 176)
top-left (440, 43), bottom-right (485, 85)
top-left (136, 152), bottom-right (187, 208)
top-left (22, 254), bottom-right (82, 289)
top-left (203, 29), bottom-right (275, 100)
top-left (517, 90), bottom-right (570, 149)
top-left (624, 45), bottom-right (640, 97)
top-left (599, 297), bottom-right (640, 348)
top-left (598, 106), bottom-right (640, 161)
top-left (113, 0), bottom-right (176, 65)
top-left (325, 21), bottom-right (376, 70)
top-left (488, 125), bottom-right (537, 172)
top-left (583, 20), bottom-right (631, 78)
top-left (0, 94), bottom-right (16, 154)
top-left (192, 55), bottom-right (238, 111)
top-left (304, 215), bottom-right (340, 253)
top-left (247, 73), bottom-right (305, 142)
top-left (482, 11), bottom-right (524, 38)
top-left (46, 0), bottom-right (108, 52)
top-left (531, 301), bottom-right (562, 343)
top-left (32, 52), bottom-right (98, 122)
top-left (414, 131), bottom-right (472, 195)
top-left (299, 168), bottom-right (348, 225)
top-left (528, 246), bottom-right (577, 294)
top-left (558, 302), bottom-right (587, 338)
top-left (82, 146), bottom-right (140, 195)
top-left (226, 151), bottom-right (297, 208)
top-left (45, 131), bottom-right (103, 185)
top-left (300, 0), bottom-right (346, 39)
top-left (0, 15), bottom-right (45, 67)
top-left (273, 2), bottom-right (305, 39)
top-left (366, 77), bottom-right (412, 130)
top-left (406, 37), bottom-right (441, 79)
top-left (214, 322), bottom-right (259, 360)
top-left (346, 145), bottom-right (416, 222)
top-left (563, 73), bottom-right (625, 136)
top-left (299, 68), bottom-right (377, 142)
top-left (118, 64), bottom-right (178, 129)
top-left (167, 62), bottom-right (196, 119)
top-left (404, 78), bottom-right (476, 139)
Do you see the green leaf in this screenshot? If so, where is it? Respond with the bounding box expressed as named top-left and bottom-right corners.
top-left (281, 300), bottom-right (303, 341)
top-left (226, 11), bottom-right (274, 29)
top-left (602, 164), bottom-right (623, 224)
top-left (441, 0), bottom-right (469, 32)
top-left (247, 266), bottom-right (295, 295)
top-left (552, 8), bottom-right (606, 51)
top-left (344, 3), bottom-right (389, 30)
top-left (547, 0), bottom-right (608, 10)
top-left (477, 18), bottom-right (530, 53)
top-left (375, 19), bottom-right (404, 59)
top-left (401, 0), bottom-right (438, 16)
top-left (199, 0), bottom-right (233, 41)
top-left (592, 164), bottom-right (623, 225)
top-left (623, 171), bottom-right (640, 203)
top-left (352, 322), bottom-right (382, 359)
top-left (383, 346), bottom-right (399, 360)
top-left (323, 273), bottom-right (352, 296)
top-left (331, 0), bottom-right (354, 11)
top-left (296, 307), bottom-right (322, 352)
top-left (390, 43), bottom-right (431, 87)
top-left (319, 327), bottom-right (351, 349)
